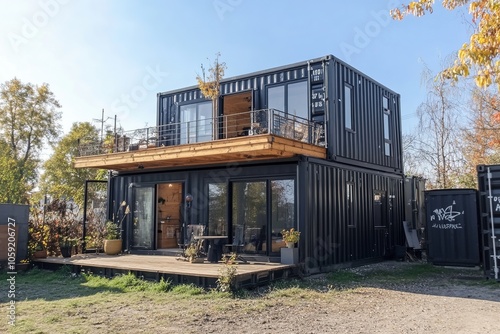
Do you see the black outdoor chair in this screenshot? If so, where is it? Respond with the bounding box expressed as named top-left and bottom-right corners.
top-left (224, 225), bottom-right (247, 263)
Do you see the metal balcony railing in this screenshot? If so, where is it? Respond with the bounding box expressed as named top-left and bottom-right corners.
top-left (77, 109), bottom-right (325, 157)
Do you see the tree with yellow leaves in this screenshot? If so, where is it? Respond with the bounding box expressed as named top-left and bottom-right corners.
top-left (196, 52), bottom-right (227, 119)
top-left (392, 0), bottom-right (500, 90)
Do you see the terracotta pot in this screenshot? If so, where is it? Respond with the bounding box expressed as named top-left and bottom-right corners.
top-left (104, 239), bottom-right (122, 255)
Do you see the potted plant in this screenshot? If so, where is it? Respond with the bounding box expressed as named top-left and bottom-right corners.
top-left (281, 228), bottom-right (300, 248)
top-left (103, 201), bottom-right (130, 255)
top-left (184, 241), bottom-right (205, 263)
top-left (103, 220), bottom-right (122, 255)
top-left (59, 237), bottom-right (78, 258)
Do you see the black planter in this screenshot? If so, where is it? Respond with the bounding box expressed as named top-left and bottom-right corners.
top-left (60, 246), bottom-right (72, 258)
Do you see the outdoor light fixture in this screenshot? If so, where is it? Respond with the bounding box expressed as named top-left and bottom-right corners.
top-left (185, 194), bottom-right (193, 208)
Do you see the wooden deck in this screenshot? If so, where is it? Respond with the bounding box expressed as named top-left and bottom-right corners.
top-left (34, 253), bottom-right (297, 289)
top-left (73, 134), bottom-right (326, 171)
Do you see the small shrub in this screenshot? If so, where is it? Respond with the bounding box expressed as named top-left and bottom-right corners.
top-left (217, 253), bottom-right (238, 293)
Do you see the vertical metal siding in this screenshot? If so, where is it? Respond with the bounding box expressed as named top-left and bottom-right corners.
top-left (302, 159), bottom-right (404, 272)
top-left (328, 58), bottom-right (402, 172)
top-left (477, 164), bottom-right (500, 279)
top-left (425, 189), bottom-right (480, 266)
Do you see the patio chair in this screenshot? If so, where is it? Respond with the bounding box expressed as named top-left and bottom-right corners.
top-left (224, 225), bottom-right (247, 263)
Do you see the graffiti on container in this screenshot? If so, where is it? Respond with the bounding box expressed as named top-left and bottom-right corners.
top-left (430, 201), bottom-right (463, 229)
top-left (493, 196), bottom-right (500, 212)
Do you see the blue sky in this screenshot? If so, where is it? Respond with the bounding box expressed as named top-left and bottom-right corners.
top-left (0, 0), bottom-right (471, 160)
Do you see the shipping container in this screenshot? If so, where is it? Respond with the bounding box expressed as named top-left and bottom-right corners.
top-left (106, 156), bottom-right (404, 273)
top-left (0, 204), bottom-right (29, 265)
top-left (425, 189), bottom-right (480, 267)
top-left (477, 164), bottom-right (500, 280)
top-left (77, 55), bottom-right (405, 273)
top-left (157, 55), bottom-right (402, 174)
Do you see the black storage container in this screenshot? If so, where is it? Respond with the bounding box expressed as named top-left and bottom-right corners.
top-left (424, 189), bottom-right (480, 266)
top-left (477, 164), bottom-right (500, 280)
top-left (0, 204), bottom-right (29, 266)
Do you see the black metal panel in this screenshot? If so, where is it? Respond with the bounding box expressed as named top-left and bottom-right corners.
top-left (328, 58), bottom-right (402, 173)
top-left (0, 204), bottom-right (29, 264)
top-left (477, 164), bottom-right (500, 280)
top-left (424, 189), bottom-right (480, 266)
top-left (299, 158), bottom-right (404, 273)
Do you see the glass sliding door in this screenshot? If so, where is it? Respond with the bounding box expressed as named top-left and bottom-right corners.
top-left (180, 101), bottom-right (212, 144)
top-left (132, 186), bottom-right (155, 249)
top-left (270, 179), bottom-right (295, 254)
top-left (232, 181), bottom-right (267, 254)
top-left (208, 183), bottom-right (227, 235)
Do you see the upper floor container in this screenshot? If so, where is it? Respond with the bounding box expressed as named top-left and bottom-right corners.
top-left (157, 55), bottom-right (402, 174)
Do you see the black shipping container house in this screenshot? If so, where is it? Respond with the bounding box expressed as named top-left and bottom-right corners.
top-left (75, 55), bottom-right (404, 273)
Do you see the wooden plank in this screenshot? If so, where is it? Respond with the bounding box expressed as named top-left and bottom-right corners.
top-left (74, 134), bottom-right (326, 171)
top-left (34, 254), bottom-right (293, 278)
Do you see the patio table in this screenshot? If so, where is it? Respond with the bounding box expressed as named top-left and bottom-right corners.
top-left (193, 235), bottom-right (228, 263)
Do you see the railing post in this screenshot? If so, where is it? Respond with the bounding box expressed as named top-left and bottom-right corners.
top-left (268, 109), bottom-right (272, 135)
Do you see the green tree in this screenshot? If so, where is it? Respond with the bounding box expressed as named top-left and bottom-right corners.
top-left (0, 78), bottom-right (61, 203)
top-left (392, 0), bottom-right (500, 90)
top-left (40, 122), bottom-right (106, 208)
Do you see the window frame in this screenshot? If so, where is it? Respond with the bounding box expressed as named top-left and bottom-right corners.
top-left (382, 96), bottom-right (391, 157)
top-left (344, 83), bottom-right (354, 132)
top-left (266, 80), bottom-right (309, 120)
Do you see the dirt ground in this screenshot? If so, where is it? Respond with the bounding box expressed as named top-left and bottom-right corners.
top-left (174, 262), bottom-right (500, 334)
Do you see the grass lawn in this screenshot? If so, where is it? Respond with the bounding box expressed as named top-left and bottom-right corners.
top-left (0, 262), bottom-right (497, 333)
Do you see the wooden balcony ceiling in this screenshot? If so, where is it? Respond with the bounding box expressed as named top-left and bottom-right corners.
top-left (73, 134), bottom-right (326, 171)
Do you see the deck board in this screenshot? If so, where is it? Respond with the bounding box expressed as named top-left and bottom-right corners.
top-left (34, 253), bottom-right (295, 281)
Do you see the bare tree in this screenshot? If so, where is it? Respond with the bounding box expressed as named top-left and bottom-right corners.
top-left (413, 67), bottom-right (465, 189)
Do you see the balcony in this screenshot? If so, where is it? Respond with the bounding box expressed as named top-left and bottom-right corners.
top-left (74, 109), bottom-right (327, 171)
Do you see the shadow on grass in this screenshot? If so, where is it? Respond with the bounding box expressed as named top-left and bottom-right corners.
top-left (323, 261), bottom-right (500, 303)
top-left (234, 261), bottom-right (499, 303)
top-left (0, 265), bottom-right (208, 303)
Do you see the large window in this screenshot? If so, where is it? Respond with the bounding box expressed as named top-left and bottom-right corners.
top-left (180, 101), bottom-right (212, 144)
top-left (271, 179), bottom-right (295, 245)
top-left (208, 183), bottom-right (227, 235)
top-left (267, 81), bottom-right (308, 119)
top-left (344, 84), bottom-right (353, 130)
top-left (208, 178), bottom-right (296, 256)
top-left (232, 181), bottom-right (267, 254)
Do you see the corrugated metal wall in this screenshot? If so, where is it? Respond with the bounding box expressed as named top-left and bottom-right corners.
top-left (425, 189), bottom-right (480, 266)
top-left (300, 158), bottom-right (404, 273)
top-left (329, 59), bottom-right (402, 173)
top-left (477, 164), bottom-right (500, 280)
